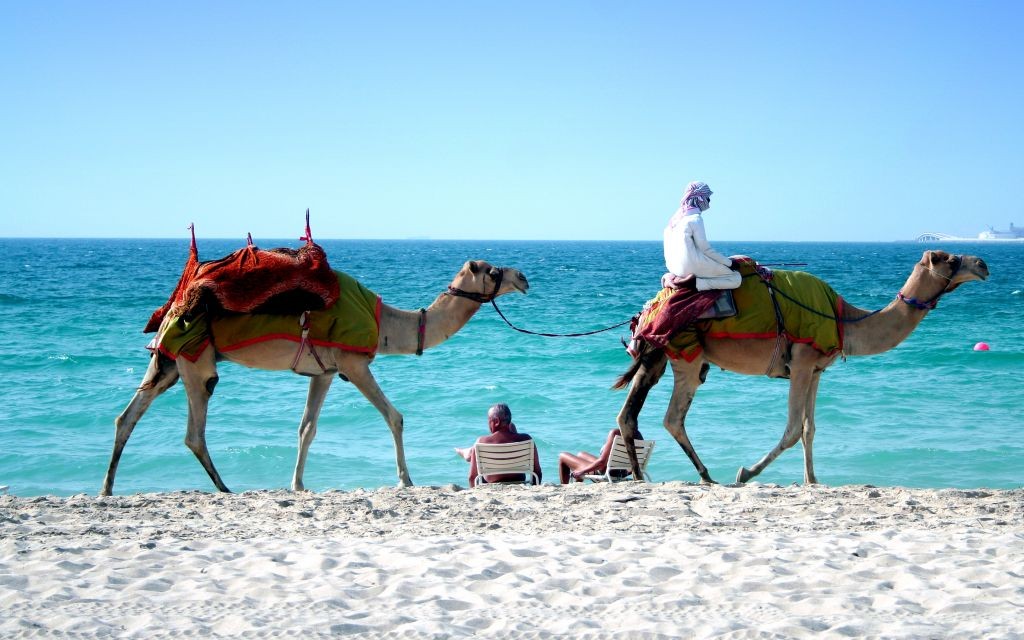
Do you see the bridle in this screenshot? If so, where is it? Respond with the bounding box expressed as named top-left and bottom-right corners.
top-left (398, 267), bottom-right (504, 357)
top-left (896, 254), bottom-right (963, 311)
top-left (445, 267), bottom-right (505, 303)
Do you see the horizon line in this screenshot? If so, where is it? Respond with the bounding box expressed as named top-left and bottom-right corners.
top-left (0, 236), bottom-right (976, 244)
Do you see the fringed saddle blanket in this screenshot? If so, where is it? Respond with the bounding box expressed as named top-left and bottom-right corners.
top-left (634, 260), bottom-right (844, 362)
top-left (630, 287), bottom-right (720, 351)
top-left (145, 236), bottom-right (339, 333)
top-left (156, 270), bottom-right (381, 362)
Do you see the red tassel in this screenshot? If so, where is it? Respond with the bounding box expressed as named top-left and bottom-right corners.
top-left (300, 208), bottom-right (313, 244)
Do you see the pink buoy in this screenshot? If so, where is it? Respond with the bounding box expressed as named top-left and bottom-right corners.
top-left (973, 342), bottom-right (990, 351)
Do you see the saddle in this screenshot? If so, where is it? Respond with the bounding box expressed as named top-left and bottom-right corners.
top-left (627, 274), bottom-right (738, 356)
top-left (638, 260), bottom-right (843, 379)
top-left (145, 217), bottom-right (340, 333)
top-left (699, 289), bottom-right (738, 319)
top-left (658, 273), bottom-right (738, 319)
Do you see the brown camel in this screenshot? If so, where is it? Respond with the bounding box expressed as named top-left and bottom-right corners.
top-left (613, 250), bottom-right (988, 485)
top-left (101, 260), bottom-right (528, 495)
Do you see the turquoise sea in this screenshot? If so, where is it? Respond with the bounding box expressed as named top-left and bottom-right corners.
top-left (1, 238), bottom-right (1021, 496)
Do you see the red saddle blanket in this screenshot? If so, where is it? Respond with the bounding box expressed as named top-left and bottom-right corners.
top-left (155, 270), bottom-right (381, 362)
top-left (631, 286), bottom-right (720, 351)
top-left (145, 236), bottom-right (340, 333)
top-left (639, 260), bottom-right (843, 363)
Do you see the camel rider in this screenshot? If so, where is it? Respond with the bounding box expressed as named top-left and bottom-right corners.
top-left (663, 181), bottom-right (742, 291)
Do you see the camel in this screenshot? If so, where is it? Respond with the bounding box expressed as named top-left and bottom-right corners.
top-left (100, 259), bottom-right (528, 496)
top-left (613, 250), bottom-right (989, 485)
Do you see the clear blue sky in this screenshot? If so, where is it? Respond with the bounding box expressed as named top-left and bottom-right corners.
top-left (2, 1), bottom-right (1021, 241)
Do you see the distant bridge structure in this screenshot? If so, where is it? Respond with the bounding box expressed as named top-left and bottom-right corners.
top-left (916, 232), bottom-right (962, 242)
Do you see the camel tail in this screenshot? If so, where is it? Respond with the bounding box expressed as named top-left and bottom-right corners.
top-left (612, 341), bottom-right (656, 390)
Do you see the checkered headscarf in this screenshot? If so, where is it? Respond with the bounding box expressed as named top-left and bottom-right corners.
top-left (681, 181), bottom-right (713, 211)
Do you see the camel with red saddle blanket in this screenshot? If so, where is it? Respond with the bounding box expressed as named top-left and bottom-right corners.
top-left (100, 230), bottom-right (528, 495)
top-left (614, 250), bottom-right (989, 485)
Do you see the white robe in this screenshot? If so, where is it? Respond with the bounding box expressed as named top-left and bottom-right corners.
top-left (663, 206), bottom-right (741, 291)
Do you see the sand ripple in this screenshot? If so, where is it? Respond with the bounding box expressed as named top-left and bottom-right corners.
top-left (1, 483), bottom-right (1022, 638)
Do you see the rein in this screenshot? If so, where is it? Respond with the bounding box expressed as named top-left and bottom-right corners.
top-left (489, 300), bottom-right (634, 337)
top-left (444, 254), bottom-right (964, 342)
top-left (445, 267), bottom-right (633, 338)
top-left (766, 254), bottom-right (963, 323)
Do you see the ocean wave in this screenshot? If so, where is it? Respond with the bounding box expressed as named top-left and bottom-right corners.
top-left (4, 239), bottom-right (1023, 495)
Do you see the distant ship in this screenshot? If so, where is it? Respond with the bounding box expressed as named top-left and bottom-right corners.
top-left (977, 223), bottom-right (1024, 240)
top-left (917, 223), bottom-right (1024, 242)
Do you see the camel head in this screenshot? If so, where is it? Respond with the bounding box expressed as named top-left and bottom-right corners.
top-left (915, 250), bottom-right (989, 295)
top-left (448, 260), bottom-right (529, 303)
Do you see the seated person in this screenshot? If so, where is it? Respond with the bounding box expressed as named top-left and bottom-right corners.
top-left (455, 403), bottom-right (542, 486)
top-left (558, 428), bottom-right (644, 484)
top-left (663, 181), bottom-right (741, 291)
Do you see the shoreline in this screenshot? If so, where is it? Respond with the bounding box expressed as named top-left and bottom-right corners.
top-left (3, 483), bottom-right (1023, 637)
top-left (4, 482), bottom-right (1022, 540)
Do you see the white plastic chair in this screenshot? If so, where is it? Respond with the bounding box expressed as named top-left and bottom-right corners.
top-left (473, 441), bottom-right (540, 486)
top-left (583, 436), bottom-right (655, 482)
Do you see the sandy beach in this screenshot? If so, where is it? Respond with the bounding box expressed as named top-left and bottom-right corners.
top-left (2, 482), bottom-right (1022, 638)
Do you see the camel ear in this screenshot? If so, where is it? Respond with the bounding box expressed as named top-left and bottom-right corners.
top-left (467, 261), bottom-right (480, 275)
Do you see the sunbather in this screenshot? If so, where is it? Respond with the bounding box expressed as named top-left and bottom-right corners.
top-left (558, 428), bottom-right (644, 484)
top-left (455, 403), bottom-right (542, 486)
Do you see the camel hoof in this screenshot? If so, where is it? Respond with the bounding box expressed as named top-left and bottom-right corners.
top-left (736, 467), bottom-right (752, 484)
top-left (699, 477), bottom-right (718, 486)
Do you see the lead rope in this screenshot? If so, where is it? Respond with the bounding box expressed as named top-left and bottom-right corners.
top-left (489, 300), bottom-right (634, 337)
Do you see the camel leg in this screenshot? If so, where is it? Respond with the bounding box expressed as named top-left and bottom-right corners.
top-left (291, 373), bottom-right (334, 491)
top-left (101, 352), bottom-right (180, 496)
top-left (737, 349), bottom-right (817, 484)
top-left (616, 350), bottom-right (668, 481)
top-left (801, 372), bottom-right (822, 484)
top-left (177, 349), bottom-right (231, 492)
top-left (665, 358), bottom-right (715, 484)
top-left (343, 362), bottom-right (412, 487)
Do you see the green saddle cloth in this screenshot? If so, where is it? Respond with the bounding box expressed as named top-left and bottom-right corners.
top-left (157, 270), bottom-right (381, 361)
top-left (666, 264), bottom-right (843, 362)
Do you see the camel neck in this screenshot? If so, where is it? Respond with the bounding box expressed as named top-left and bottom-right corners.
top-left (841, 264), bottom-right (945, 356)
top-left (841, 298), bottom-right (926, 356)
top-left (376, 292), bottom-right (481, 356)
